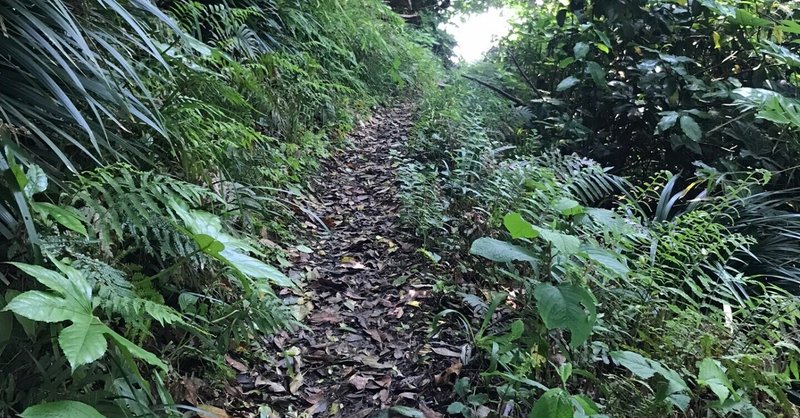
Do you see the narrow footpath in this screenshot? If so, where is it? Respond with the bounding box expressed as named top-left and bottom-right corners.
top-left (226, 103), bottom-right (467, 417)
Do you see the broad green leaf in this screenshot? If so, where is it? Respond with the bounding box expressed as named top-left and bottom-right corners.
top-left (731, 9), bottom-right (771, 27)
top-left (534, 283), bottom-right (596, 347)
top-left (553, 198), bottom-right (583, 216)
top-left (611, 351), bottom-right (688, 393)
top-left (573, 42), bottom-right (590, 60)
top-left (20, 401), bottom-right (105, 418)
top-left (698, 358), bottom-right (733, 401)
top-left (8, 262), bottom-right (72, 295)
top-left (470, 238), bottom-right (537, 264)
top-left (447, 402), bottom-right (467, 414)
top-left (585, 61), bottom-right (606, 88)
top-left (556, 76), bottom-right (580, 92)
top-left (572, 394), bottom-right (601, 416)
top-left (610, 350), bottom-right (657, 379)
top-left (32, 202), bottom-right (88, 237)
top-left (530, 388), bottom-right (573, 418)
top-left (193, 234), bottom-right (224, 255)
top-left (171, 203), bottom-right (294, 288)
top-left (59, 317), bottom-right (108, 371)
top-left (534, 227), bottom-right (581, 255)
top-left (4, 291), bottom-right (78, 323)
top-left (583, 247), bottom-right (629, 277)
top-left (656, 112), bottom-right (679, 133)
top-left (679, 115), bottom-right (702, 141)
top-left (503, 212), bottom-right (539, 239)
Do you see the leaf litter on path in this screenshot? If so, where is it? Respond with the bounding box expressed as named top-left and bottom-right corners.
top-left (216, 102), bottom-right (471, 417)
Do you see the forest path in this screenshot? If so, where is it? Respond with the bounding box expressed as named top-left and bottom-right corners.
top-left (229, 103), bottom-right (463, 417)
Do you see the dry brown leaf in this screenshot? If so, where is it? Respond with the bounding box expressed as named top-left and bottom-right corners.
top-left (348, 374), bottom-right (372, 390)
top-left (290, 372), bottom-right (305, 394)
top-left (419, 403), bottom-right (443, 418)
top-left (197, 405), bottom-right (230, 418)
top-left (430, 346), bottom-right (461, 358)
top-left (224, 355), bottom-right (248, 373)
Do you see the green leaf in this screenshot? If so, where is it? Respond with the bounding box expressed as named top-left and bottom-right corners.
top-left (697, 358), bottom-right (733, 401)
top-left (656, 112), bottom-right (679, 133)
top-left (585, 61), bottom-right (606, 88)
top-left (447, 402), bottom-right (467, 414)
top-left (731, 9), bottom-right (771, 27)
top-left (20, 401), bottom-right (105, 418)
top-left (4, 291), bottom-right (76, 323)
top-left (171, 203), bottom-right (294, 288)
top-left (534, 283), bottom-right (596, 347)
top-left (582, 247), bottom-right (629, 278)
top-left (556, 76), bottom-right (580, 92)
top-left (610, 351), bottom-right (689, 394)
top-left (32, 202), bottom-right (88, 237)
top-left (59, 317), bottom-right (108, 371)
top-left (679, 115), bottom-right (702, 141)
top-left (103, 326), bottom-right (168, 372)
top-left (388, 406), bottom-right (425, 417)
top-left (573, 42), bottom-right (590, 60)
top-left (534, 227), bottom-right (581, 255)
top-left (553, 198), bottom-right (583, 216)
top-left (193, 234), bottom-right (224, 255)
top-left (470, 238), bottom-right (537, 264)
top-left (610, 350), bottom-right (657, 379)
top-left (503, 212), bottom-right (539, 239)
top-left (530, 388), bottom-right (573, 418)
top-left (23, 165), bottom-right (48, 198)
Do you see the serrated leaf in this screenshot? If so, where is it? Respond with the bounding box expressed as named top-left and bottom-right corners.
top-left (534, 283), bottom-right (596, 347)
top-left (503, 212), bottom-right (539, 239)
top-left (59, 318), bottom-right (108, 371)
top-left (680, 115), bottom-right (702, 141)
top-left (470, 238), bottom-right (537, 264)
top-left (556, 76), bottom-right (580, 92)
top-left (20, 401), bottom-right (105, 418)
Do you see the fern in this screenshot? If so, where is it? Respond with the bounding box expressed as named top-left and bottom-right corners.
top-left (68, 164), bottom-right (220, 257)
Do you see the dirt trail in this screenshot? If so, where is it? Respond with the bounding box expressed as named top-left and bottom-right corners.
top-left (227, 103), bottom-right (464, 417)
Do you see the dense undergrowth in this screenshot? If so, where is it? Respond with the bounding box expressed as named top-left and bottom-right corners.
top-left (397, 1), bottom-right (800, 417)
top-left (0, 0), bottom-right (439, 416)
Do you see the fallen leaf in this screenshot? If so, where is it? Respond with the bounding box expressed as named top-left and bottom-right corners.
top-left (197, 405), bottom-right (230, 418)
top-left (309, 310), bottom-right (343, 324)
top-left (349, 374), bottom-right (372, 390)
top-left (365, 328), bottom-right (382, 343)
top-left (430, 346), bottom-right (461, 358)
top-left (356, 355), bottom-right (394, 369)
top-left (434, 361), bottom-right (462, 386)
top-left (290, 372), bottom-right (305, 394)
top-left (224, 355), bottom-right (248, 373)
top-left (419, 403), bottom-right (443, 418)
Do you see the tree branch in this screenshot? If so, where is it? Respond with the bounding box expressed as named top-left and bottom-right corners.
top-left (461, 74), bottom-right (527, 107)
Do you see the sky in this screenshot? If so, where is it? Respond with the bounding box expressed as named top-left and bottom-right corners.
top-left (441, 7), bottom-right (517, 63)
